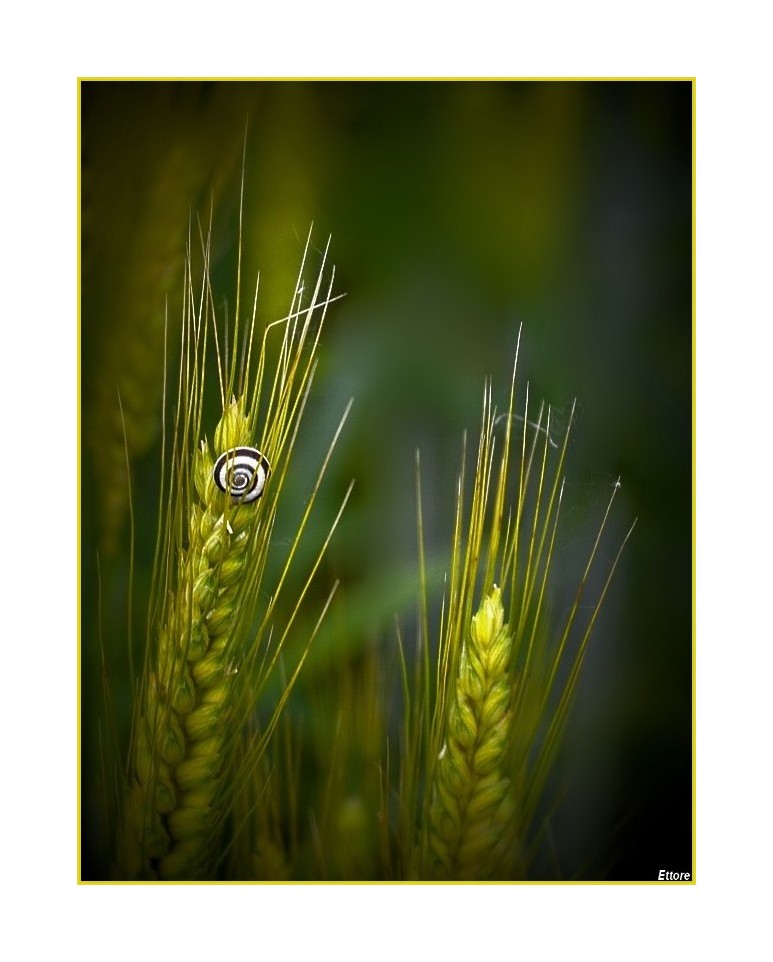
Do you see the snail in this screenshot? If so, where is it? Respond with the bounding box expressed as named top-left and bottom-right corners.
top-left (213, 447), bottom-right (271, 503)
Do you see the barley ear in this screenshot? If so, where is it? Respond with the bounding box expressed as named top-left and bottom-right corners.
top-left (427, 585), bottom-right (516, 880)
top-left (116, 397), bottom-right (261, 880)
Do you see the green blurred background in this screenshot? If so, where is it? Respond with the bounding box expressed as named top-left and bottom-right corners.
top-left (81, 80), bottom-right (692, 880)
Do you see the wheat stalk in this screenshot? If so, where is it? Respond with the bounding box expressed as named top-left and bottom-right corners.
top-left (117, 401), bottom-right (261, 878)
top-left (406, 334), bottom-right (634, 880)
top-left (427, 585), bottom-right (515, 879)
top-left (114, 216), bottom-right (351, 879)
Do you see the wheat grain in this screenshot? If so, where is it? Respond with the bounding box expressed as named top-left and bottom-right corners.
top-left (427, 586), bottom-right (515, 880)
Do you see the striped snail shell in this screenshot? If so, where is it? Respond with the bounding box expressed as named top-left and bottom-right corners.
top-left (213, 447), bottom-right (271, 503)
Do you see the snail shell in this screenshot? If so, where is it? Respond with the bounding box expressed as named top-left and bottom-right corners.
top-left (213, 447), bottom-right (271, 503)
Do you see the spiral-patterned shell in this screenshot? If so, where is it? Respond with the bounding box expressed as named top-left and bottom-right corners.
top-left (213, 447), bottom-right (271, 503)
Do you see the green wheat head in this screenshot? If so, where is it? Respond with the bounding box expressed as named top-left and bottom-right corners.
top-left (395, 335), bottom-right (635, 881)
top-left (426, 585), bottom-right (515, 879)
top-left (113, 223), bottom-right (352, 880)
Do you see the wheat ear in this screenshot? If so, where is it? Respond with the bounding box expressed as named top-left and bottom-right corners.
top-left (117, 399), bottom-right (263, 879)
top-left (114, 207), bottom-right (350, 879)
top-left (407, 333), bottom-right (633, 880)
top-left (427, 586), bottom-right (515, 880)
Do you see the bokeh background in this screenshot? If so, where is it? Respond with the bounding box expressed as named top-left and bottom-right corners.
top-left (81, 80), bottom-right (692, 880)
